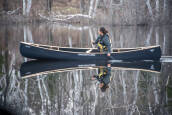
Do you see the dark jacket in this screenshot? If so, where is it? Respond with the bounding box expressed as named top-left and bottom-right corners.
top-left (94, 34), bottom-right (111, 53)
top-left (94, 67), bottom-right (111, 85)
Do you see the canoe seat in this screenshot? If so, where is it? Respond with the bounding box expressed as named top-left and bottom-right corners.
top-left (50, 46), bottom-right (59, 50)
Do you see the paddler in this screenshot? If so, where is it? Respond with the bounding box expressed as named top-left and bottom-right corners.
top-left (92, 27), bottom-right (111, 57)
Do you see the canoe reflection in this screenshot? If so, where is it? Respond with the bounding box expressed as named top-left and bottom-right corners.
top-left (20, 60), bottom-right (161, 79)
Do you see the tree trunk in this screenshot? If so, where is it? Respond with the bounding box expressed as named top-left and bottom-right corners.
top-left (26, 0), bottom-right (32, 16)
top-left (47, 0), bottom-right (53, 12)
top-left (49, 0), bottom-right (52, 11)
top-left (80, 0), bottom-right (85, 13)
top-left (23, 0), bottom-right (26, 15)
top-left (3, 0), bottom-right (8, 11)
top-left (89, 0), bottom-right (94, 17)
top-left (145, 0), bottom-right (154, 21)
top-left (3, 26), bottom-right (9, 107)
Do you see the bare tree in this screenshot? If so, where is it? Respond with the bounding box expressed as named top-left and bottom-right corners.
top-left (23, 0), bottom-right (32, 16)
top-left (3, 0), bottom-right (8, 11)
top-left (47, 0), bottom-right (53, 12)
top-left (80, 0), bottom-right (85, 13)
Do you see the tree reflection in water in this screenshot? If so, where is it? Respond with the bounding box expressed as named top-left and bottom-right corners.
top-left (0, 24), bottom-right (171, 115)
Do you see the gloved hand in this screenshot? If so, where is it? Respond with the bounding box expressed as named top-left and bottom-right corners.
top-left (107, 53), bottom-right (111, 56)
top-left (92, 41), bottom-right (96, 45)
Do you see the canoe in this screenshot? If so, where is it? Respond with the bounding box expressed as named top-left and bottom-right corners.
top-left (20, 42), bottom-right (161, 61)
top-left (20, 60), bottom-right (161, 78)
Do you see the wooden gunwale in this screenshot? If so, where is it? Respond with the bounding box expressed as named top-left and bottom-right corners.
top-left (21, 66), bottom-right (160, 79)
top-left (21, 42), bottom-right (160, 54)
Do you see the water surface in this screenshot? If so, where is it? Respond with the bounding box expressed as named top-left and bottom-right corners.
top-left (0, 23), bottom-right (172, 115)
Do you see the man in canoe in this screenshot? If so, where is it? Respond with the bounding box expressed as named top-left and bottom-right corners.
top-left (92, 27), bottom-right (111, 57)
top-left (92, 64), bottom-right (112, 92)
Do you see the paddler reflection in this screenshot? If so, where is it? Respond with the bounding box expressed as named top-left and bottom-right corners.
top-left (92, 63), bottom-right (111, 92)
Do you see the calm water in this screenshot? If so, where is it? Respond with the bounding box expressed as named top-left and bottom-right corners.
top-left (0, 23), bottom-right (172, 115)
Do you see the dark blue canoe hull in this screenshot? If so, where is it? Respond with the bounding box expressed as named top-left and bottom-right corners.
top-left (20, 42), bottom-right (161, 61)
top-left (20, 60), bottom-right (161, 78)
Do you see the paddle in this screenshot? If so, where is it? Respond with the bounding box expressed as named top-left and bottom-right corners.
top-left (86, 49), bottom-right (93, 53)
top-left (86, 40), bottom-right (95, 53)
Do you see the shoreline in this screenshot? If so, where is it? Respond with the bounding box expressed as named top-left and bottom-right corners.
top-left (0, 14), bottom-right (172, 27)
